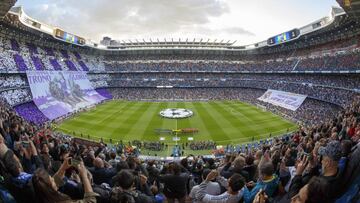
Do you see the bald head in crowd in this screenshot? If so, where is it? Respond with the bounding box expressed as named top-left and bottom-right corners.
top-left (93, 157), bottom-right (104, 168)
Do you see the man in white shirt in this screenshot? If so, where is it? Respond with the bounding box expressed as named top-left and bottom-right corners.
top-left (190, 169), bottom-right (221, 202)
top-left (195, 170), bottom-right (245, 203)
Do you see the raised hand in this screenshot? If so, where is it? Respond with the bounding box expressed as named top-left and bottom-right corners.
top-left (206, 170), bottom-right (218, 181)
top-left (296, 155), bottom-right (309, 175)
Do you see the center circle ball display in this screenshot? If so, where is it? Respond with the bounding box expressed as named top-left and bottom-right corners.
top-left (159, 108), bottom-right (193, 119)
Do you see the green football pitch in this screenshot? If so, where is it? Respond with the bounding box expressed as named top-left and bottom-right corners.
top-left (57, 100), bottom-right (297, 145)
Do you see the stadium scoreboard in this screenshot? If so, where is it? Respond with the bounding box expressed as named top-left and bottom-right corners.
top-left (267, 29), bottom-right (300, 46)
top-left (54, 28), bottom-right (86, 45)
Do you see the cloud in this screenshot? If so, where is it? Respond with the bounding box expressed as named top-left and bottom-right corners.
top-left (223, 27), bottom-right (255, 36)
top-left (19, 0), bottom-right (255, 41)
top-left (190, 26), bottom-right (255, 36)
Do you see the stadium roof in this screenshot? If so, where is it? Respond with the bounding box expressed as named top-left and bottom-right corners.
top-left (0, 0), bottom-right (16, 19)
top-left (103, 38), bottom-right (237, 49)
top-left (3, 6), bottom-right (349, 52)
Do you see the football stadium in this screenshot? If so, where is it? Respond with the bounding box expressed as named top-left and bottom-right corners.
top-left (58, 100), bottom-right (296, 146)
top-left (0, 0), bottom-right (359, 202)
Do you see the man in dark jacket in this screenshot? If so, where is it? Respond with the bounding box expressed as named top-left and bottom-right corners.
top-left (283, 141), bottom-right (343, 202)
top-left (111, 169), bottom-right (155, 203)
top-left (89, 157), bottom-right (117, 186)
top-left (221, 156), bottom-right (250, 182)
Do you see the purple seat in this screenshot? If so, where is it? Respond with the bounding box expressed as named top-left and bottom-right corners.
top-left (13, 54), bottom-right (28, 71)
top-left (65, 60), bottom-right (77, 71)
top-left (96, 88), bottom-right (113, 99)
top-left (10, 39), bottom-right (20, 52)
top-left (14, 102), bottom-right (49, 125)
top-left (50, 58), bottom-right (62, 70)
top-left (27, 43), bottom-right (38, 55)
top-left (73, 51), bottom-right (82, 59)
top-left (43, 47), bottom-right (55, 56)
top-left (78, 61), bottom-right (89, 71)
top-left (31, 56), bottom-right (44, 70)
top-left (60, 50), bottom-right (69, 58)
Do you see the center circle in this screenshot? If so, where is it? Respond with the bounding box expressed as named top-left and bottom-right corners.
top-left (159, 108), bottom-right (193, 119)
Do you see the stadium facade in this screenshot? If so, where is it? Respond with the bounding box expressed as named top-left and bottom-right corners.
top-left (0, 2), bottom-right (359, 202)
top-left (0, 5), bottom-right (358, 126)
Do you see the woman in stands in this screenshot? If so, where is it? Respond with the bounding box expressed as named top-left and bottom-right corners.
top-left (32, 157), bottom-right (97, 203)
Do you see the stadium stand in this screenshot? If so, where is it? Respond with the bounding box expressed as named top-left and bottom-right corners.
top-left (0, 4), bottom-right (358, 203)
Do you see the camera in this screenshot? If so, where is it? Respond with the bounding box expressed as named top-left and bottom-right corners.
top-left (21, 141), bottom-right (30, 148)
top-left (68, 157), bottom-right (81, 167)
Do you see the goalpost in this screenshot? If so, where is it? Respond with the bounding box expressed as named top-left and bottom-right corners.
top-left (256, 104), bottom-right (267, 112)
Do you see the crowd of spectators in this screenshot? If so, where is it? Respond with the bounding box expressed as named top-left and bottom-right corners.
top-left (106, 73), bottom-right (358, 107)
top-left (103, 49), bottom-right (360, 72)
top-left (104, 60), bottom-right (298, 72)
top-left (189, 141), bottom-right (217, 150)
top-left (1, 32), bottom-right (360, 74)
top-left (131, 140), bottom-right (165, 151)
top-left (296, 49), bottom-right (360, 71)
top-left (0, 89), bottom-right (31, 106)
top-left (109, 87), bottom-right (344, 126)
top-left (0, 76), bottom-right (26, 89)
top-left (107, 73), bottom-right (360, 90)
top-left (0, 90), bottom-right (358, 202)
top-left (0, 36), bottom-right (103, 72)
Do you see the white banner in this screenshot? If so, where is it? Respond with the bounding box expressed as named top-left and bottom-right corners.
top-left (258, 89), bottom-right (307, 111)
top-left (27, 71), bottom-right (106, 120)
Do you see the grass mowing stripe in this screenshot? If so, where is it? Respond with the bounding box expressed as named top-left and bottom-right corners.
top-left (226, 101), bottom-right (296, 131)
top-left (223, 102), bottom-right (279, 134)
top-left (74, 102), bottom-right (129, 124)
top-left (81, 102), bottom-right (147, 141)
top-left (209, 101), bottom-right (258, 137)
top-left (192, 102), bottom-right (231, 142)
top-left (183, 102), bottom-right (212, 141)
top-left (57, 102), bottom-right (129, 135)
top-left (57, 100), bottom-right (297, 146)
top-left (92, 101), bottom-right (130, 124)
top-left (110, 102), bottom-right (152, 141)
top-left (124, 102), bottom-right (161, 140)
top-left (220, 101), bottom-right (269, 135)
top-left (142, 102), bottom-right (169, 141)
top-left (226, 101), bottom-right (275, 120)
top-left (201, 102), bottom-right (245, 137)
top-left (176, 102), bottom-right (192, 129)
top-left (161, 102), bottom-right (177, 131)
top-left (86, 101), bottom-right (136, 134)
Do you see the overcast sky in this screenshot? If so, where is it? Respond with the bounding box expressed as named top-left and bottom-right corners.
top-left (15, 0), bottom-right (339, 45)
